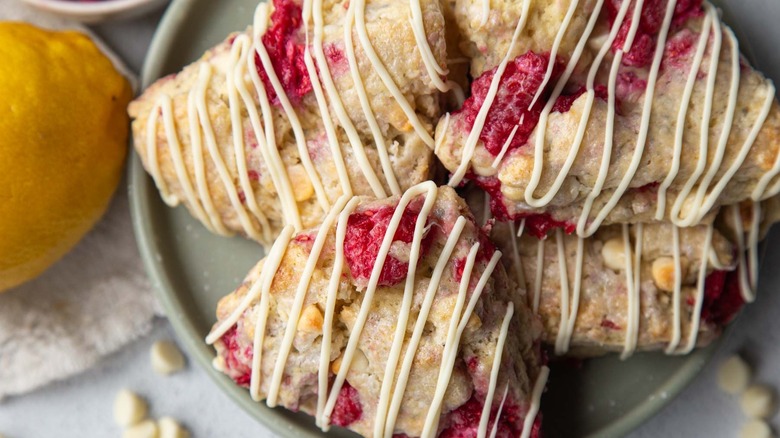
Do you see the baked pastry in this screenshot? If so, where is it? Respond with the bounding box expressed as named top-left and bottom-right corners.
top-left (206, 184), bottom-right (547, 437)
top-left (435, 0), bottom-right (780, 235)
top-left (461, 185), bottom-right (767, 357)
top-left (504, 220), bottom-right (740, 357)
top-left (129, 0), bottom-right (446, 246)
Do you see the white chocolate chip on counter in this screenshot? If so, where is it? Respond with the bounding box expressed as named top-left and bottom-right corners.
top-left (123, 419), bottom-right (159, 438)
top-left (158, 416), bottom-right (189, 438)
top-left (717, 355), bottom-right (752, 395)
top-left (601, 238), bottom-right (629, 271)
top-left (740, 420), bottom-right (774, 438)
top-left (741, 385), bottom-right (777, 419)
top-left (114, 389), bottom-right (148, 427)
top-left (151, 340), bottom-right (186, 375)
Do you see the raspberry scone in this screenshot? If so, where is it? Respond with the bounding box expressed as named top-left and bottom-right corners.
top-left (505, 221), bottom-right (739, 357)
top-left (206, 184), bottom-right (547, 438)
top-left (489, 202), bottom-right (774, 358)
top-left (129, 0), bottom-right (446, 246)
top-left (463, 187), bottom-right (769, 357)
top-left (436, 0), bottom-right (780, 235)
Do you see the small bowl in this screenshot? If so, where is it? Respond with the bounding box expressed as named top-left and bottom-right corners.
top-left (20, 0), bottom-right (168, 23)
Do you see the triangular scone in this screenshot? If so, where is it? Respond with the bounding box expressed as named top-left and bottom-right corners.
top-left (207, 184), bottom-right (546, 438)
top-left (463, 187), bottom-right (762, 357)
top-left (502, 220), bottom-right (740, 357)
top-left (129, 0), bottom-right (444, 246)
top-left (435, 0), bottom-right (780, 235)
top-left (490, 204), bottom-right (770, 358)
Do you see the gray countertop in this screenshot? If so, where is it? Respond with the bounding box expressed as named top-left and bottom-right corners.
top-left (1, 2), bottom-right (779, 437)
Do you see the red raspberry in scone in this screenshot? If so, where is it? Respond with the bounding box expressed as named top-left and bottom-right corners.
top-left (207, 184), bottom-right (547, 438)
top-left (437, 0), bottom-right (780, 234)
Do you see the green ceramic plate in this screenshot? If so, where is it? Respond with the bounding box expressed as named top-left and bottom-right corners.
top-left (129, 1), bottom-right (765, 436)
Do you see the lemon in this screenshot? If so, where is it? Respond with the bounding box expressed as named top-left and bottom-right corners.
top-left (0, 22), bottom-right (132, 293)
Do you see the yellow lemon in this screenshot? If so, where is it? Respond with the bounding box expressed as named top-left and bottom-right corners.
top-left (0, 22), bottom-right (132, 292)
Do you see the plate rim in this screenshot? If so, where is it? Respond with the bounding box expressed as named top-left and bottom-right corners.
top-left (128, 0), bottom-right (725, 436)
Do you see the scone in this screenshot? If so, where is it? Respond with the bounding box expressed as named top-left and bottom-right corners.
top-left (464, 187), bottom-right (765, 357)
top-left (206, 184), bottom-right (547, 438)
top-left (504, 220), bottom-right (739, 357)
top-left (436, 0), bottom-right (780, 235)
top-left (129, 0), bottom-right (445, 246)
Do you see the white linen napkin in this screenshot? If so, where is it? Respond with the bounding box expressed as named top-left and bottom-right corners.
top-left (0, 0), bottom-right (159, 399)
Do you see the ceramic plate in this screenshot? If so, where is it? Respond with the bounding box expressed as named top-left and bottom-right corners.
top-left (129, 1), bottom-right (778, 436)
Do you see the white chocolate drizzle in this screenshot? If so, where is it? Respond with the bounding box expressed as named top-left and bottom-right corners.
top-left (490, 384), bottom-right (510, 438)
top-left (144, 0), bottom-right (442, 245)
top-left (620, 223), bottom-right (642, 360)
top-left (664, 226), bottom-right (683, 353)
top-left (731, 202), bottom-right (762, 303)
top-left (409, 0), bottom-right (449, 91)
top-left (477, 302), bottom-right (514, 437)
top-left (195, 63), bottom-right (266, 241)
top-left (521, 365), bottom-right (550, 438)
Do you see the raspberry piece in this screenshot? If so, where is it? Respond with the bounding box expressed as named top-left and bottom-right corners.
top-left (255, 0), bottom-right (345, 105)
top-left (469, 175), bottom-right (575, 238)
top-left (663, 29), bottom-right (698, 70)
top-left (439, 395), bottom-right (526, 438)
top-left (606, 0), bottom-right (704, 68)
top-left (344, 200), bottom-right (433, 287)
top-left (700, 269), bottom-right (745, 326)
top-left (521, 214), bottom-right (576, 239)
top-left (331, 382), bottom-right (363, 427)
top-left (220, 326), bottom-right (252, 387)
top-left (456, 52), bottom-right (561, 156)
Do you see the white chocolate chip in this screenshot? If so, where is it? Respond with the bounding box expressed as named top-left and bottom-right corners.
top-left (331, 355), bottom-right (343, 374)
top-left (717, 355), bottom-right (752, 395)
top-left (601, 238), bottom-right (629, 271)
top-left (740, 420), bottom-right (773, 438)
top-left (297, 304), bottom-right (324, 334)
top-left (286, 164), bottom-right (314, 201)
top-left (500, 183), bottom-right (524, 201)
top-left (212, 355), bottom-right (226, 372)
top-left (352, 349), bottom-right (370, 372)
top-left (158, 417), bottom-right (189, 438)
top-left (651, 256), bottom-right (688, 292)
top-left (588, 33), bottom-right (609, 51)
top-left (151, 340), bottom-right (186, 376)
top-left (114, 389), bottom-right (148, 427)
top-left (741, 385), bottom-right (777, 419)
top-left (123, 419), bottom-right (159, 438)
